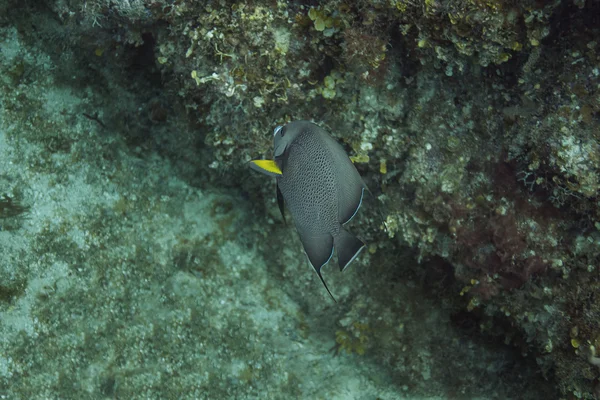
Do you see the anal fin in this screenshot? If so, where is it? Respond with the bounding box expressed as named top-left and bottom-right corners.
top-left (300, 233), bottom-right (336, 302)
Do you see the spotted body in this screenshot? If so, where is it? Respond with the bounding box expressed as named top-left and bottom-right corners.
top-left (250, 121), bottom-right (366, 299)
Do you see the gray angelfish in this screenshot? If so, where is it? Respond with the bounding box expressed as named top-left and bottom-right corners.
top-left (249, 120), bottom-right (367, 300)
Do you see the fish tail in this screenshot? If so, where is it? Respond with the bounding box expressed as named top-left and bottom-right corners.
top-left (334, 228), bottom-right (365, 272)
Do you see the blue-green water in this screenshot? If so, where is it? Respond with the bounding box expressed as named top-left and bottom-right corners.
top-left (1, 1), bottom-right (599, 398)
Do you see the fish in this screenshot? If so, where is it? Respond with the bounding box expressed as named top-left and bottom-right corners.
top-left (249, 120), bottom-right (367, 300)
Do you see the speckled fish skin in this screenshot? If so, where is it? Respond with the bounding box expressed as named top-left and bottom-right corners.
top-left (274, 121), bottom-right (366, 290)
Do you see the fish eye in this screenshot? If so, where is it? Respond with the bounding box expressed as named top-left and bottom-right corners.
top-left (273, 126), bottom-right (284, 137)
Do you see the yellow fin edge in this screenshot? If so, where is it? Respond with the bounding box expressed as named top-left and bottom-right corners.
top-left (249, 159), bottom-right (282, 176)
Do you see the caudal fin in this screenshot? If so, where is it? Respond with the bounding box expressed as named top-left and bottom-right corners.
top-left (334, 228), bottom-right (365, 272)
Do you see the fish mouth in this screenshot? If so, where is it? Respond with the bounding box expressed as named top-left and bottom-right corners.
top-left (273, 125), bottom-right (283, 136)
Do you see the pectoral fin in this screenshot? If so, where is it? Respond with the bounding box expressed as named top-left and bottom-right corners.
top-left (248, 160), bottom-right (282, 177)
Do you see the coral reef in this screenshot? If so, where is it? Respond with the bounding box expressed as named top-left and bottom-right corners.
top-left (1, 0), bottom-right (600, 397)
